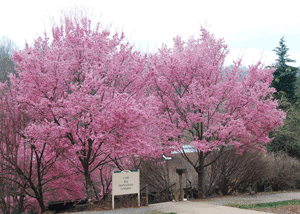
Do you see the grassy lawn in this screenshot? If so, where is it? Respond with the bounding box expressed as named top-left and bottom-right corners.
top-left (226, 199), bottom-right (300, 209)
top-left (226, 199), bottom-right (300, 213)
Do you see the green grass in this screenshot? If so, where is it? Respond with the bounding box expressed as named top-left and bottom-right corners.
top-left (226, 199), bottom-right (300, 209)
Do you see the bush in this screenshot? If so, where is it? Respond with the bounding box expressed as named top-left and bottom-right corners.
top-left (203, 147), bottom-right (270, 196)
top-left (264, 150), bottom-right (300, 191)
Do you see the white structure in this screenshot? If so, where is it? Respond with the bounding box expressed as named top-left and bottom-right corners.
top-left (112, 170), bottom-right (140, 209)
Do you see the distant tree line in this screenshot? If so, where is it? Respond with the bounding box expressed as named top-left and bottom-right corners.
top-left (0, 36), bottom-right (20, 83)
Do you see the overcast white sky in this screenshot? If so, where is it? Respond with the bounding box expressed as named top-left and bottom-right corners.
top-left (1, 0), bottom-right (300, 68)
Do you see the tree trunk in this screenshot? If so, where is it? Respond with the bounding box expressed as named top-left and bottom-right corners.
top-left (196, 155), bottom-right (205, 199)
top-left (80, 153), bottom-right (94, 204)
top-left (36, 156), bottom-right (46, 213)
top-left (0, 197), bottom-right (9, 214)
top-left (17, 192), bottom-right (25, 214)
top-left (92, 182), bottom-right (100, 201)
top-left (32, 186), bottom-right (46, 213)
top-left (197, 170), bottom-right (205, 199)
top-left (84, 172), bottom-right (94, 204)
top-left (36, 195), bottom-right (46, 213)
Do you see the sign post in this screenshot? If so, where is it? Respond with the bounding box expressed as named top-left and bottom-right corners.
top-left (176, 168), bottom-right (186, 201)
top-left (112, 169), bottom-right (140, 209)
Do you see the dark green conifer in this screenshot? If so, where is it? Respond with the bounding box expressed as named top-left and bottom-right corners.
top-left (271, 36), bottom-right (298, 103)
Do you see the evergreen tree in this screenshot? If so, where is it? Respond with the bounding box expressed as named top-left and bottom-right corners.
top-left (266, 37), bottom-right (300, 159)
top-left (295, 70), bottom-right (300, 100)
top-left (270, 36), bottom-right (298, 103)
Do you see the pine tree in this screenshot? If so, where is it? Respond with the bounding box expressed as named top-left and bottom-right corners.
top-left (266, 36), bottom-right (300, 159)
top-left (271, 36), bottom-right (298, 103)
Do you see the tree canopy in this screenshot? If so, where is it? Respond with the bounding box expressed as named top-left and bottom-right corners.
top-left (147, 31), bottom-right (285, 198)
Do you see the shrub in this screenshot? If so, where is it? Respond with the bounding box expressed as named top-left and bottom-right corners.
top-left (264, 150), bottom-right (300, 191)
top-left (203, 147), bottom-right (270, 196)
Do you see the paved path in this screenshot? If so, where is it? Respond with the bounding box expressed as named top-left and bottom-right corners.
top-left (195, 191), bottom-right (300, 206)
top-left (148, 201), bottom-right (268, 213)
top-left (70, 202), bottom-right (268, 214)
top-left (71, 191), bottom-right (300, 214)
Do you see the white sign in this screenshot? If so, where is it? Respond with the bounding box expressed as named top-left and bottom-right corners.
top-left (112, 170), bottom-right (140, 209)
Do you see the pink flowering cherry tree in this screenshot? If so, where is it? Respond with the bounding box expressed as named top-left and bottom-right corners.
top-left (0, 82), bottom-right (29, 214)
top-left (10, 9), bottom-right (177, 206)
top-left (0, 80), bottom-right (86, 213)
top-left (147, 28), bottom-right (285, 199)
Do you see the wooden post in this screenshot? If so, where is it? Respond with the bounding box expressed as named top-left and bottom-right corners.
top-left (145, 184), bottom-right (149, 206)
top-left (159, 192), bottom-right (162, 202)
top-left (138, 170), bottom-right (140, 207)
top-left (179, 173), bottom-right (183, 201)
top-left (167, 159), bottom-right (170, 188)
top-left (174, 182), bottom-right (179, 202)
top-left (112, 170), bottom-right (115, 209)
top-left (254, 181), bottom-right (258, 194)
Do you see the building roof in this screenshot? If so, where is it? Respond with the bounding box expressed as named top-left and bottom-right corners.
top-left (170, 144), bottom-right (234, 154)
